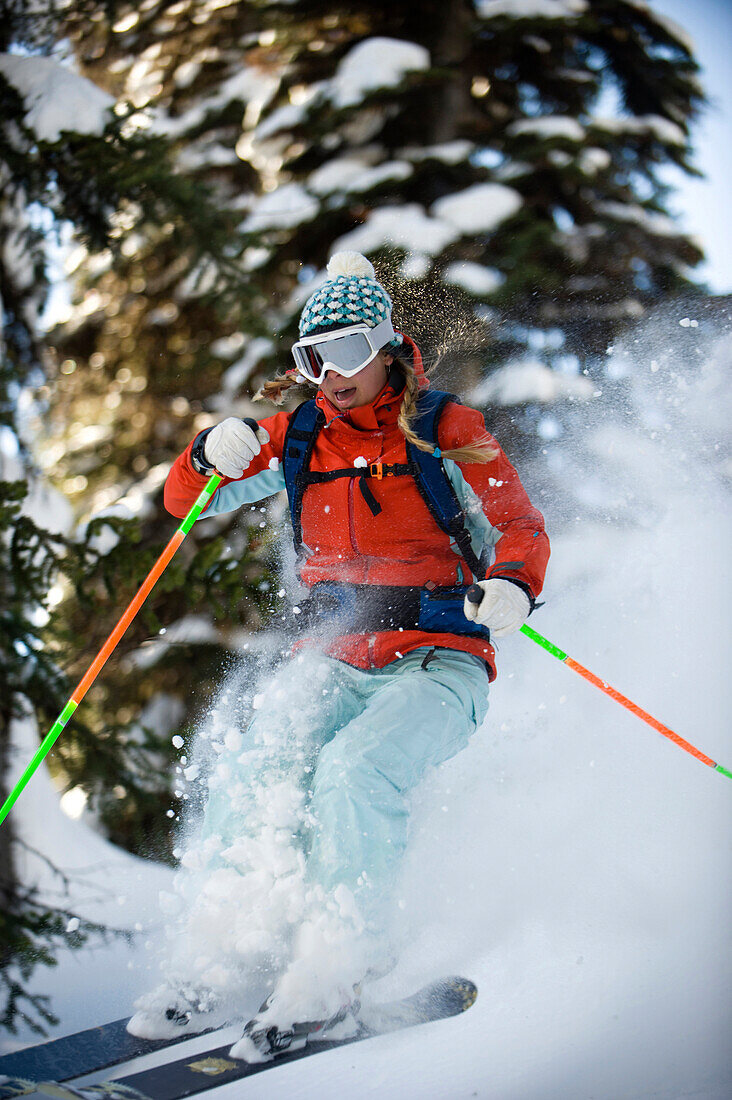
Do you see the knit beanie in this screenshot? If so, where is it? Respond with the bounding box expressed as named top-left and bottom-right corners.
top-left (298, 252), bottom-right (402, 347)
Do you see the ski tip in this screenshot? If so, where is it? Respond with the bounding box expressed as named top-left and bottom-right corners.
top-left (404, 976), bottom-right (478, 1022)
top-left (445, 976), bottom-right (478, 1013)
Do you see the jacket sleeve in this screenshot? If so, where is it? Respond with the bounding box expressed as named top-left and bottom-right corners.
top-left (163, 411), bottom-right (291, 519)
top-left (438, 402), bottom-right (550, 600)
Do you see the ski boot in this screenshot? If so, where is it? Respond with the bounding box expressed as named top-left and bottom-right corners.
top-left (229, 991), bottom-right (361, 1061)
top-left (127, 982), bottom-right (226, 1040)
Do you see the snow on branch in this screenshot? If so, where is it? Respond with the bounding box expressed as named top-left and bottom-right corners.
top-left (596, 201), bottom-right (681, 238)
top-left (400, 141), bottom-right (474, 165)
top-left (329, 38), bottom-right (430, 109)
top-left (507, 116), bottom-right (586, 142)
top-left (476, 0), bottom-right (587, 20)
top-left (239, 183), bottom-right (319, 233)
top-left (0, 54), bottom-right (114, 142)
top-left (442, 262), bottom-right (505, 296)
top-left (151, 68), bottom-right (278, 140)
top-left (333, 182), bottom-right (522, 258)
top-left (333, 204), bottom-right (457, 257)
top-left (590, 115), bottom-right (687, 148)
top-left (431, 183), bottom-right (522, 234)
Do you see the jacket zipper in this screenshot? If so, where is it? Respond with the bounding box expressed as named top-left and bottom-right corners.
top-left (348, 476), bottom-right (359, 552)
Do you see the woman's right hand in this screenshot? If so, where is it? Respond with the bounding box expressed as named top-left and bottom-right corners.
top-left (203, 418), bottom-right (270, 479)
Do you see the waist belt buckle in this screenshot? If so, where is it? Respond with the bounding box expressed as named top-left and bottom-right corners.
top-left (369, 462), bottom-right (395, 480)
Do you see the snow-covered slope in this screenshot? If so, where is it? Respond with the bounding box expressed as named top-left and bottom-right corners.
top-left (4, 322), bottom-right (730, 1098)
top-left (214, 324), bottom-right (732, 1097)
top-left (3, 712), bottom-right (174, 1046)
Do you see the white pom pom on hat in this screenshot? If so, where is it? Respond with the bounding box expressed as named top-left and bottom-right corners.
top-left (326, 251), bottom-right (375, 279)
top-left (299, 249), bottom-right (397, 337)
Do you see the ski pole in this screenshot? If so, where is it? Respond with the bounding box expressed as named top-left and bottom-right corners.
top-left (0, 471), bottom-right (223, 828)
top-left (466, 585), bottom-right (731, 780)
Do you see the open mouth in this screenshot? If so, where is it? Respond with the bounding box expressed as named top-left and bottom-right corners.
top-left (332, 386), bottom-right (357, 404)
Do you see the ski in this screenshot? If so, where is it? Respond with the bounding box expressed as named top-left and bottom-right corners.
top-left (0, 977), bottom-right (476, 1100)
top-left (0, 1016), bottom-right (221, 1084)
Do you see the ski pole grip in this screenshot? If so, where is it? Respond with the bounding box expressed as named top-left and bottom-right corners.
top-left (243, 417), bottom-right (269, 446)
top-left (466, 583), bottom-right (484, 607)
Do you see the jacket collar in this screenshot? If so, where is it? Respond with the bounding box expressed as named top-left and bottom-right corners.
top-left (315, 368), bottom-right (405, 431)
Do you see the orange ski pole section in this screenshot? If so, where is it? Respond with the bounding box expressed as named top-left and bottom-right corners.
top-left (518, 620), bottom-right (730, 779)
top-left (562, 655), bottom-right (718, 769)
top-left (70, 527), bottom-right (186, 705)
top-left (0, 475), bottom-right (222, 827)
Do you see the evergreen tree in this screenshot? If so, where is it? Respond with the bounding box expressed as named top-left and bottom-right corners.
top-left (0, 482), bottom-right (130, 1035)
top-left (39, 0), bottom-right (705, 850)
top-left (56, 0), bottom-right (705, 446)
top-left (0, 0), bottom-right (273, 1031)
top-left (8, 0), bottom-right (707, 840)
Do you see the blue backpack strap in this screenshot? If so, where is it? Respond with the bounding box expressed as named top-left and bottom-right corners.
top-left (407, 390), bottom-right (486, 580)
top-left (282, 399), bottom-right (325, 554)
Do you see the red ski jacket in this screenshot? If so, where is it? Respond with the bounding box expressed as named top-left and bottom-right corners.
top-left (165, 363), bottom-right (549, 680)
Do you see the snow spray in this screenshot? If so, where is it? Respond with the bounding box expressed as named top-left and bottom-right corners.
top-left (0, 472), bottom-right (224, 828)
top-left (466, 585), bottom-right (731, 780)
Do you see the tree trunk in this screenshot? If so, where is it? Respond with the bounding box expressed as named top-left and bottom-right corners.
top-left (0, 707), bottom-right (17, 968)
top-left (428, 0), bottom-right (473, 144)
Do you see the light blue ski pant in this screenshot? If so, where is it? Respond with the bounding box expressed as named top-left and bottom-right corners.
top-left (201, 646), bottom-right (489, 933)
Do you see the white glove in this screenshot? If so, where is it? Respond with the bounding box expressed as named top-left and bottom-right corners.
top-left (203, 418), bottom-right (270, 479)
top-left (463, 578), bottom-right (530, 638)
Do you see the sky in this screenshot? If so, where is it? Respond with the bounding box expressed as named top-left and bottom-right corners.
top-left (651, 0), bottom-right (732, 293)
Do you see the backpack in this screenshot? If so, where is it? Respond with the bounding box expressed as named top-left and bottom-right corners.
top-left (282, 388), bottom-right (487, 582)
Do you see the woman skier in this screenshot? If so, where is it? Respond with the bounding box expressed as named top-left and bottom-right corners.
top-left (129, 251), bottom-right (549, 1058)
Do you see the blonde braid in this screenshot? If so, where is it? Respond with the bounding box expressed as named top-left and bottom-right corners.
top-left (396, 357), bottom-right (498, 464)
top-left (255, 372), bottom-right (316, 405)
top-left (396, 359), bottom-right (425, 450)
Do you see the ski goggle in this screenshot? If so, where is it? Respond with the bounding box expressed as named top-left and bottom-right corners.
top-left (291, 317), bottom-right (396, 385)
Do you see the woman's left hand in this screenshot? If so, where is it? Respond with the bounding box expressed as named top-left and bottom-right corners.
top-left (463, 578), bottom-right (530, 637)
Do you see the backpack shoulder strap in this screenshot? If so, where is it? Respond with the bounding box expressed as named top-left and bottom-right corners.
top-left (282, 399), bottom-right (325, 553)
top-left (407, 390), bottom-right (486, 580)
